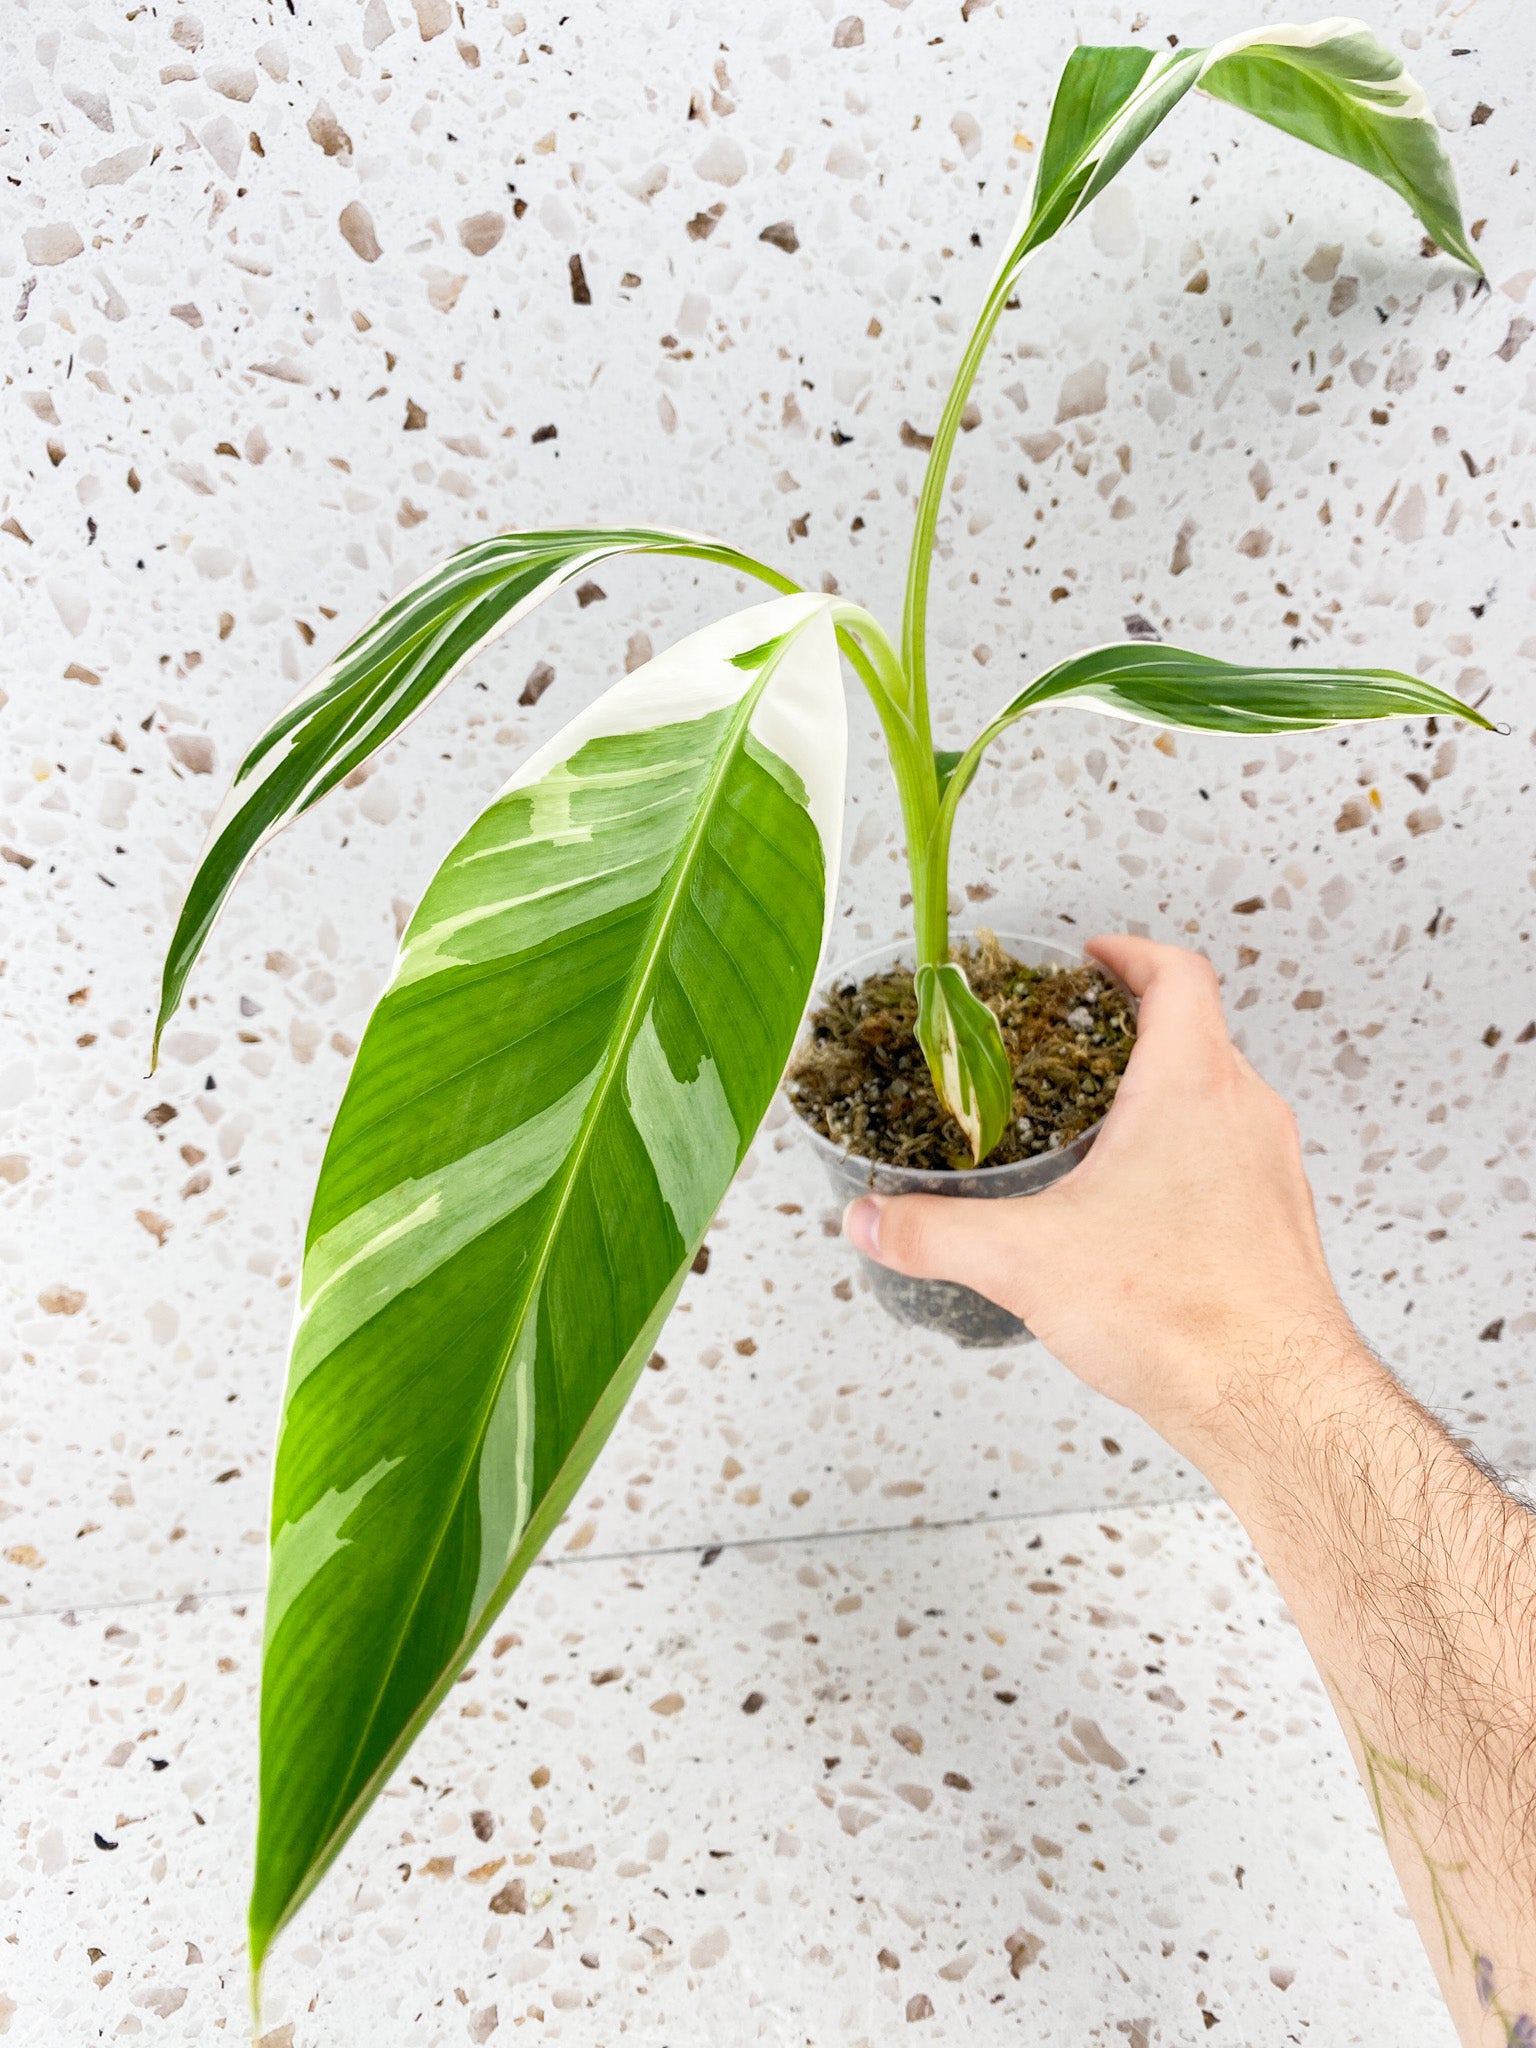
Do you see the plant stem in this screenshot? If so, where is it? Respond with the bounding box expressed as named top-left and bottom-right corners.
top-left (921, 692), bottom-right (1023, 946)
top-left (830, 601), bottom-right (910, 719)
top-left (667, 543), bottom-right (802, 597)
top-left (831, 604), bottom-right (945, 967)
top-left (898, 277), bottom-right (1012, 749)
top-left (896, 276), bottom-right (1015, 968)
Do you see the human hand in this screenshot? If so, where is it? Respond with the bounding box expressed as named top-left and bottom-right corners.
top-left (846, 937), bottom-right (1536, 2048)
top-left (842, 934), bottom-right (1376, 1476)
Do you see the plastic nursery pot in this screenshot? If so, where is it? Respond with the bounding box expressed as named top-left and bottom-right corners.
top-left (791, 931), bottom-right (1119, 1350)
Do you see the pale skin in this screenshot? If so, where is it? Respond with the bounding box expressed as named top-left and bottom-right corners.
top-left (844, 935), bottom-right (1536, 2046)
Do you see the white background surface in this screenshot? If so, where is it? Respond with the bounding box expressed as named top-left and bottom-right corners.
top-left (2, 0), bottom-right (1532, 2039)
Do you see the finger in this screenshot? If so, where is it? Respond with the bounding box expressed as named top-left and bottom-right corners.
top-left (1229, 1043), bottom-right (1263, 1084)
top-left (1087, 934), bottom-right (1231, 1089)
top-left (844, 1191), bottom-right (1057, 1302)
top-left (1084, 932), bottom-right (1183, 997)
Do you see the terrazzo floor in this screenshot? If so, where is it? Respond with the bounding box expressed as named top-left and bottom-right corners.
top-left (4, 1493), bottom-right (1460, 2046)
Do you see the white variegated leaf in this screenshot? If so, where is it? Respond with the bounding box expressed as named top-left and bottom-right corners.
top-left (249, 594), bottom-right (846, 1964)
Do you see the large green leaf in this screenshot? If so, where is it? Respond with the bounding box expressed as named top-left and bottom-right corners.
top-left (914, 961), bottom-right (1012, 1165)
top-left (939, 642), bottom-right (1496, 820)
top-left (154, 526), bottom-right (796, 1059)
top-left (250, 593), bottom-right (844, 1967)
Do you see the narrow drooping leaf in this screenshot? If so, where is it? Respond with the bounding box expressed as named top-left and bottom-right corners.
top-left (914, 961), bottom-right (1013, 1165)
top-left (1199, 21), bottom-right (1480, 271)
top-left (251, 594), bottom-right (844, 1966)
top-left (941, 642), bottom-right (1496, 817)
top-left (154, 526), bottom-right (796, 1058)
top-left (901, 19), bottom-right (1474, 712)
top-left (997, 642), bottom-right (1497, 734)
top-left (994, 21), bottom-right (1477, 292)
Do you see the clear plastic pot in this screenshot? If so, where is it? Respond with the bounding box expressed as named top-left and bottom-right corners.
top-left (789, 931), bottom-right (1120, 1349)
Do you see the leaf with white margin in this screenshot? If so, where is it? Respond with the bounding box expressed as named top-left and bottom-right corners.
top-left (914, 960), bottom-right (1013, 1166)
top-left (154, 525), bottom-right (796, 1059)
top-left (1010, 42), bottom-right (1207, 261)
top-left (250, 592), bottom-right (845, 1971)
top-left (900, 21), bottom-right (1476, 691)
top-left (1199, 19), bottom-right (1479, 272)
top-left (993, 18), bottom-right (1477, 299)
top-left (938, 641), bottom-right (1497, 822)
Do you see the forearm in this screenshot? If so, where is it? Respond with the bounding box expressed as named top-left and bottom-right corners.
top-left (1190, 1336), bottom-right (1536, 2046)
top-left (851, 935), bottom-right (1536, 2041)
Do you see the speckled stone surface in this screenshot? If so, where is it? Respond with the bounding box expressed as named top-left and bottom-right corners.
top-left (3, 1504), bottom-right (1460, 2044)
top-left (2, 0), bottom-right (1532, 2038)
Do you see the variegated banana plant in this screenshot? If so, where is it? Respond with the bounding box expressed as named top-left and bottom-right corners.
top-left (152, 20), bottom-right (1492, 1977)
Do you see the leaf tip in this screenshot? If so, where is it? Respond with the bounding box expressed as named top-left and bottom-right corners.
top-left (152, 944), bottom-right (191, 1072)
top-left (247, 1952), bottom-right (267, 2045)
top-left (247, 1897), bottom-right (276, 2007)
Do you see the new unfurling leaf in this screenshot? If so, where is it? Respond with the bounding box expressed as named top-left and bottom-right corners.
top-left (1001, 17), bottom-right (1480, 292)
top-left (902, 18), bottom-right (1478, 700)
top-left (914, 962), bottom-right (1013, 1165)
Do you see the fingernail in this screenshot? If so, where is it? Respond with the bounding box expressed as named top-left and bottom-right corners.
top-left (843, 1196), bottom-right (882, 1259)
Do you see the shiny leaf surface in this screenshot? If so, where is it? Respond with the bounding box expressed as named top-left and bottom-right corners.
top-left (250, 594), bottom-right (844, 1966)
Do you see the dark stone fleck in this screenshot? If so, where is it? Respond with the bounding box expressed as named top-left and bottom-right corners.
top-left (519, 661), bottom-right (555, 707)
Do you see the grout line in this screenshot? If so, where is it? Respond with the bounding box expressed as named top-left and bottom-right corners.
top-left (3, 1483), bottom-right (1214, 1628)
top-left (6, 1582), bottom-right (265, 1627)
top-left (539, 1483), bottom-right (1214, 1572)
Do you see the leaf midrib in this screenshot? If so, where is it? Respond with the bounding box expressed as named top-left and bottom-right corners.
top-left (283, 626), bottom-right (805, 1907)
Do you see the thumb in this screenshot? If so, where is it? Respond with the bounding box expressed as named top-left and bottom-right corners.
top-left (843, 1191), bottom-right (1041, 1304)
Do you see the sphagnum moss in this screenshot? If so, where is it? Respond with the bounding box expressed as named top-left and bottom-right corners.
top-left (788, 934), bottom-right (1136, 1172)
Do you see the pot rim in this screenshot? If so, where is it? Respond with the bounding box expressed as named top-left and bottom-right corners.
top-left (784, 926), bottom-right (1133, 1189)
